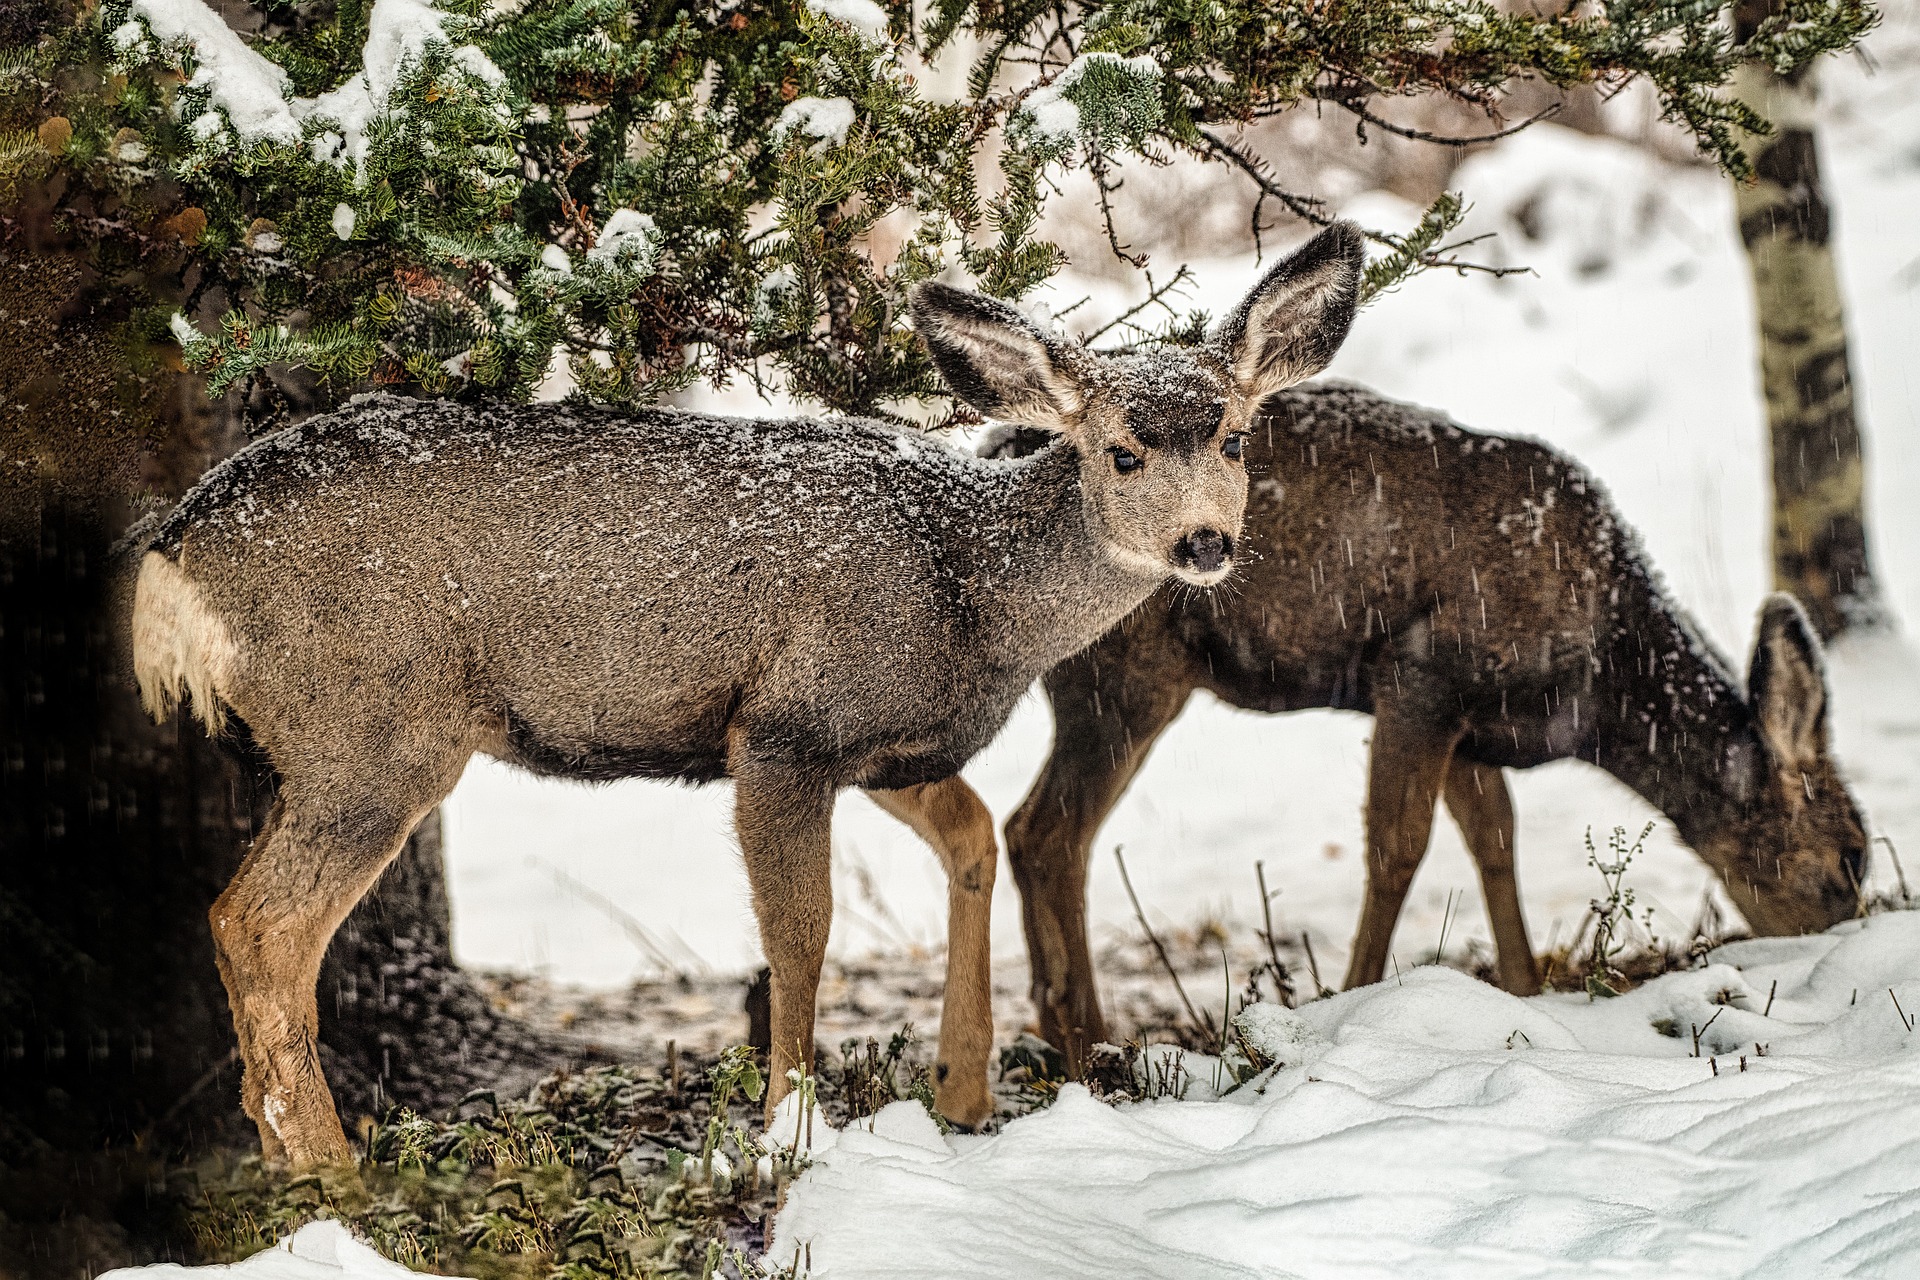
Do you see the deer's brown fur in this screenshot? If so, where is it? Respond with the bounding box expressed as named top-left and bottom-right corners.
top-left (1001, 382), bottom-right (1868, 1068)
top-left (130, 227), bottom-right (1365, 1165)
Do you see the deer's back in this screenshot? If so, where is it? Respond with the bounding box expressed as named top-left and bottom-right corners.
top-left (153, 395), bottom-right (1048, 788)
top-left (1162, 382), bottom-right (1651, 767)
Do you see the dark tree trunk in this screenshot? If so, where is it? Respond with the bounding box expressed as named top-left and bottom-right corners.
top-left (1731, 0), bottom-right (1885, 639)
top-left (0, 251), bottom-right (548, 1275)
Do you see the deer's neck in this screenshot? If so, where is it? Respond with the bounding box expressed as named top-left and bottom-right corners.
top-left (1594, 583), bottom-right (1754, 849)
top-left (970, 443), bottom-right (1161, 675)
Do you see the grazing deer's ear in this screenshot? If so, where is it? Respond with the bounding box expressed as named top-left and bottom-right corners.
top-left (911, 283), bottom-right (1086, 433)
top-left (1748, 592), bottom-right (1830, 775)
top-left (1214, 221), bottom-right (1365, 399)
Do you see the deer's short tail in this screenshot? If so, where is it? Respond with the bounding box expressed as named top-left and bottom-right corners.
top-left (132, 551), bottom-right (240, 733)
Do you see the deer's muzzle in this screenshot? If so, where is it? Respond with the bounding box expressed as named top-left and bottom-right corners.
top-left (1174, 529), bottom-right (1232, 577)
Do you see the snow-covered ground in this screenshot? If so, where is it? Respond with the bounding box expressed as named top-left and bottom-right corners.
top-left (774, 914), bottom-right (1920, 1279)
top-left (100, 1221), bottom-right (413, 1279)
top-left (100, 917), bottom-right (1920, 1278)
top-left (442, 18), bottom-right (1920, 994)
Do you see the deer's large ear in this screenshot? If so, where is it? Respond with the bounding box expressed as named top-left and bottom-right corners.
top-left (911, 283), bottom-right (1086, 433)
top-left (1214, 221), bottom-right (1364, 399)
top-left (1748, 593), bottom-right (1831, 775)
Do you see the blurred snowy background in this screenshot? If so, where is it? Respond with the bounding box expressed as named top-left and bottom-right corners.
top-left (439, 5), bottom-right (1920, 1006)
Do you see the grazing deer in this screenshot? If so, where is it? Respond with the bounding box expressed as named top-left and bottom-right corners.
top-left (129, 225), bottom-right (1365, 1165)
top-left (1000, 382), bottom-right (1868, 1068)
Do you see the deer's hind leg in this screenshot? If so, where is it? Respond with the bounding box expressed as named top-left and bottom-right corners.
top-left (1344, 705), bottom-right (1462, 991)
top-left (1005, 642), bottom-right (1193, 1074)
top-left (1443, 757), bottom-right (1539, 995)
top-left (864, 776), bottom-right (998, 1127)
top-left (211, 722), bottom-right (472, 1167)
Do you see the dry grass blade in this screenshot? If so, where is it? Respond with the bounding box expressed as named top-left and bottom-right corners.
top-left (1254, 861), bottom-right (1296, 1008)
top-left (1114, 845), bottom-right (1215, 1041)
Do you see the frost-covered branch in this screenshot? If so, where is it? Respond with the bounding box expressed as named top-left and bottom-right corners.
top-left (6, 0), bottom-right (1879, 416)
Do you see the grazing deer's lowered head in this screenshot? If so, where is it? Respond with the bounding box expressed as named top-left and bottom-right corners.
top-left (130, 223), bottom-right (1365, 1167)
top-left (1687, 594), bottom-right (1866, 936)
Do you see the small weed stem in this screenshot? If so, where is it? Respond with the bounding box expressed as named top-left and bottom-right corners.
top-left (1114, 845), bottom-right (1214, 1041)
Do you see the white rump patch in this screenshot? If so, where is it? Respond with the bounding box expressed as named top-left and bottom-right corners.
top-left (132, 551), bottom-right (243, 733)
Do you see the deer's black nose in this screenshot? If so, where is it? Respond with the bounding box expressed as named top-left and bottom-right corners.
top-left (1176, 529), bottom-right (1230, 574)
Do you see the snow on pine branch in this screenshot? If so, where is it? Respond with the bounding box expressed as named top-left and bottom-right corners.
top-left (776, 96), bottom-right (859, 150)
top-left (1013, 53), bottom-right (1164, 155)
top-left (112, 0), bottom-right (297, 146)
top-left (804, 0), bottom-right (891, 40)
top-left (114, 0), bottom-right (505, 178)
top-left (37, 0), bottom-right (1874, 418)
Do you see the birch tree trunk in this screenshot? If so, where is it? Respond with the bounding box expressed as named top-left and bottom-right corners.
top-left (1730, 2), bottom-right (1884, 639)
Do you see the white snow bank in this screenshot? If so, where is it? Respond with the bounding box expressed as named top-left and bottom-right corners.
top-left (773, 913), bottom-right (1920, 1278)
top-left (98, 1221), bottom-right (411, 1279)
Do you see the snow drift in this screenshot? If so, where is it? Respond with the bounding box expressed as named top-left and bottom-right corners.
top-left (772, 913), bottom-right (1920, 1278)
top-left (98, 1221), bottom-right (412, 1279)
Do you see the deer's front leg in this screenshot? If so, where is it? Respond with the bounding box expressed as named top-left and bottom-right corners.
top-left (864, 776), bottom-right (997, 1128)
top-left (1344, 705), bottom-right (1461, 990)
top-left (733, 763), bottom-right (835, 1121)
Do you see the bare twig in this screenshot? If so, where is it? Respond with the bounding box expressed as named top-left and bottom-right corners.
top-left (1086, 145), bottom-right (1149, 269)
top-left (1891, 988), bottom-right (1915, 1033)
top-left (1321, 94), bottom-right (1563, 148)
top-left (1300, 929), bottom-right (1332, 1000)
top-left (1435, 887), bottom-right (1459, 961)
top-left (1196, 128), bottom-right (1333, 226)
top-left (1254, 861), bottom-right (1295, 1008)
top-left (1219, 941), bottom-right (1234, 1054)
top-left (551, 132), bottom-right (596, 248)
top-left (1691, 1005), bottom-right (1724, 1057)
top-left (1082, 265), bottom-right (1196, 347)
top-left (1198, 127), bottom-right (1528, 284)
top-left (1114, 845), bottom-right (1214, 1039)
top-left (1051, 293), bottom-right (1093, 320)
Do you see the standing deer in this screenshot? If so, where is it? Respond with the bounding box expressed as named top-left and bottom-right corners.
top-left (1000, 382), bottom-right (1868, 1069)
top-left (129, 225), bottom-right (1365, 1165)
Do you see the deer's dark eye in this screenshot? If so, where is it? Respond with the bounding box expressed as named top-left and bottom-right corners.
top-left (1223, 434), bottom-right (1245, 461)
top-left (1110, 447), bottom-right (1143, 474)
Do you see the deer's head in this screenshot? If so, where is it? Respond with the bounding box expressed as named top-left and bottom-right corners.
top-left (1704, 595), bottom-right (1868, 935)
top-left (913, 222), bottom-right (1364, 587)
